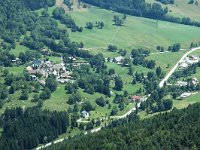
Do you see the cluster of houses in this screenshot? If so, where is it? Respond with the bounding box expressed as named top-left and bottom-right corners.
top-left (26, 58), bottom-right (74, 84)
top-left (176, 77), bottom-right (199, 87)
top-left (178, 55), bottom-right (199, 70)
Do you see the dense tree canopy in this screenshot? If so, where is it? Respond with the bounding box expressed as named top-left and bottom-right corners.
top-left (0, 107), bottom-right (69, 150)
top-left (48, 103), bottom-right (200, 150)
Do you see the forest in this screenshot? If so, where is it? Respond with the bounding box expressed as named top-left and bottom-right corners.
top-left (47, 103), bottom-right (200, 150)
top-left (0, 107), bottom-right (69, 150)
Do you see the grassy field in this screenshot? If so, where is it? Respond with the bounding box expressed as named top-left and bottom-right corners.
top-left (42, 84), bottom-right (135, 119)
top-left (5, 65), bottom-right (25, 75)
top-left (147, 50), bottom-right (188, 73)
top-left (10, 44), bottom-right (29, 56)
top-left (140, 92), bottom-right (200, 119)
top-left (173, 93), bottom-right (200, 109)
top-left (0, 91), bottom-right (37, 116)
top-left (106, 62), bottom-right (145, 94)
top-left (66, 6), bottom-right (200, 51)
top-left (147, 0), bottom-right (200, 21)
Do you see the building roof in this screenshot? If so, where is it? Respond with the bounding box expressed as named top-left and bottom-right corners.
top-left (179, 62), bottom-right (188, 68)
top-left (81, 111), bottom-right (88, 114)
top-left (26, 66), bottom-right (33, 71)
top-left (33, 59), bottom-right (43, 66)
top-left (132, 95), bottom-right (141, 100)
top-left (177, 81), bottom-right (188, 86)
top-left (114, 56), bottom-right (124, 62)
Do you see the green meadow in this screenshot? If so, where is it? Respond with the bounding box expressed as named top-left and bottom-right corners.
top-left (67, 6), bottom-right (200, 50)
top-left (173, 93), bottom-right (200, 109)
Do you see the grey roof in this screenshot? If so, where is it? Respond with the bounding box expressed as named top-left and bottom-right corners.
top-left (114, 56), bottom-right (124, 62)
top-left (81, 111), bottom-right (88, 114)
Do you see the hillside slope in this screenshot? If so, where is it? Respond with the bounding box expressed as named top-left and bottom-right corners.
top-left (147, 0), bottom-right (200, 21)
top-left (67, 6), bottom-right (200, 50)
top-left (48, 103), bottom-right (200, 150)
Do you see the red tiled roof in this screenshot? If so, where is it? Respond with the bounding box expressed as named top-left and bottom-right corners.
top-left (132, 96), bottom-right (141, 100)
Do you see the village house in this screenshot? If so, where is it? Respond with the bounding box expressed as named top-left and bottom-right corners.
top-left (179, 55), bottom-right (199, 70)
top-left (113, 56), bottom-right (124, 64)
top-left (192, 77), bottom-right (199, 85)
top-left (177, 81), bottom-right (188, 87)
top-left (178, 62), bottom-right (188, 70)
top-left (39, 80), bottom-right (46, 85)
top-left (131, 95), bottom-right (141, 102)
top-left (81, 111), bottom-right (89, 118)
top-left (11, 57), bottom-right (21, 64)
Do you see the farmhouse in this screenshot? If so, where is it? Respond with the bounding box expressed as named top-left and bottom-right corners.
top-left (81, 111), bottom-right (89, 118)
top-left (177, 81), bottom-right (188, 87)
top-left (178, 62), bottom-right (188, 70)
top-left (179, 55), bottom-right (199, 70)
top-left (113, 56), bottom-right (124, 64)
top-left (192, 77), bottom-right (199, 85)
top-left (131, 95), bottom-right (141, 102)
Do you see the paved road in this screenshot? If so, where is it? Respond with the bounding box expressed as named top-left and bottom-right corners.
top-left (159, 47), bottom-right (200, 88)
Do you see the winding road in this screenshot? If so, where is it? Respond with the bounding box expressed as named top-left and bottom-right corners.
top-left (36, 47), bottom-right (200, 150)
top-left (159, 47), bottom-right (200, 88)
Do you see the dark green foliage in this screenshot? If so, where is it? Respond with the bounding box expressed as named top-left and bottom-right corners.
top-left (95, 21), bottom-right (104, 29)
top-left (85, 22), bottom-right (93, 29)
top-left (49, 103), bottom-right (200, 150)
top-left (40, 88), bottom-right (51, 100)
top-left (0, 83), bottom-right (8, 100)
top-left (65, 82), bottom-right (78, 94)
top-left (168, 43), bottom-right (181, 52)
top-left (52, 7), bottom-right (80, 31)
top-left (45, 78), bottom-right (58, 92)
top-left (107, 45), bottom-right (118, 52)
top-left (32, 94), bottom-right (40, 102)
top-left (68, 92), bottom-right (81, 105)
top-left (108, 68), bottom-right (115, 75)
top-left (81, 0), bottom-right (166, 20)
top-left (20, 89), bottom-right (29, 100)
top-left (0, 107), bottom-right (69, 150)
top-left (131, 48), bottom-right (155, 69)
top-left (156, 0), bottom-right (174, 4)
top-left (110, 106), bottom-right (118, 116)
top-left (114, 76), bottom-right (123, 91)
top-left (113, 15), bottom-right (124, 26)
top-left (0, 50), bottom-right (16, 67)
top-left (82, 101), bottom-right (94, 112)
top-left (76, 64), bottom-right (110, 96)
top-left (95, 97), bottom-right (106, 107)
top-left (22, 0), bottom-right (55, 10)
top-left (0, 0), bottom-right (84, 58)
top-left (86, 122), bottom-right (94, 130)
